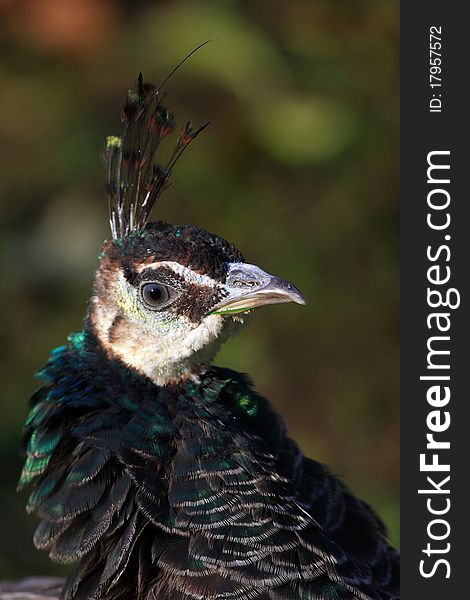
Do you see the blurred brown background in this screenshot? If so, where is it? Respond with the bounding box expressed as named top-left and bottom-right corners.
top-left (0, 0), bottom-right (399, 579)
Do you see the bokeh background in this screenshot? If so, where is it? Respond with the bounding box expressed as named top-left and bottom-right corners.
top-left (0, 0), bottom-right (399, 580)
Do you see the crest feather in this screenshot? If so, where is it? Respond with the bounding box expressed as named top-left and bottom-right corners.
top-left (105, 46), bottom-right (211, 240)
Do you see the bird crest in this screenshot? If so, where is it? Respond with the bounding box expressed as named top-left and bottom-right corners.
top-left (105, 44), bottom-right (210, 240)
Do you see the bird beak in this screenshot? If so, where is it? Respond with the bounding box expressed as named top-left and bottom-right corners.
top-left (211, 262), bottom-right (306, 315)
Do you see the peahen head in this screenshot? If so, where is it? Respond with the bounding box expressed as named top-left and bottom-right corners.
top-left (87, 72), bottom-right (305, 385)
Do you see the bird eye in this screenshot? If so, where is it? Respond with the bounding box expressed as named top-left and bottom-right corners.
top-left (140, 282), bottom-right (175, 309)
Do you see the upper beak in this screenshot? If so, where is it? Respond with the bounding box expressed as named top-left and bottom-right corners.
top-left (212, 262), bottom-right (306, 315)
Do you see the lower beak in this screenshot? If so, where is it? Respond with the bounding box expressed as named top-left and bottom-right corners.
top-left (211, 263), bottom-right (306, 315)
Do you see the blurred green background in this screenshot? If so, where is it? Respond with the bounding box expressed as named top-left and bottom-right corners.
top-left (0, 0), bottom-right (399, 580)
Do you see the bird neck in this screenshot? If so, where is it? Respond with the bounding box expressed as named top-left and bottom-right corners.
top-left (34, 330), bottom-right (284, 444)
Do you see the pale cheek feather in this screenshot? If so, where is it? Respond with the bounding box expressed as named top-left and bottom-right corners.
top-left (109, 314), bottom-right (227, 386)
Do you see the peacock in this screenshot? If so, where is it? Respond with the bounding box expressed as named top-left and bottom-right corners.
top-left (1, 63), bottom-right (399, 600)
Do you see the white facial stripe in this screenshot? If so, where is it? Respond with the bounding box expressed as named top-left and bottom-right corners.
top-left (136, 260), bottom-right (218, 288)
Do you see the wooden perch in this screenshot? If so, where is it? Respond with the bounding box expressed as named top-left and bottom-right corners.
top-left (0, 577), bottom-right (64, 599)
